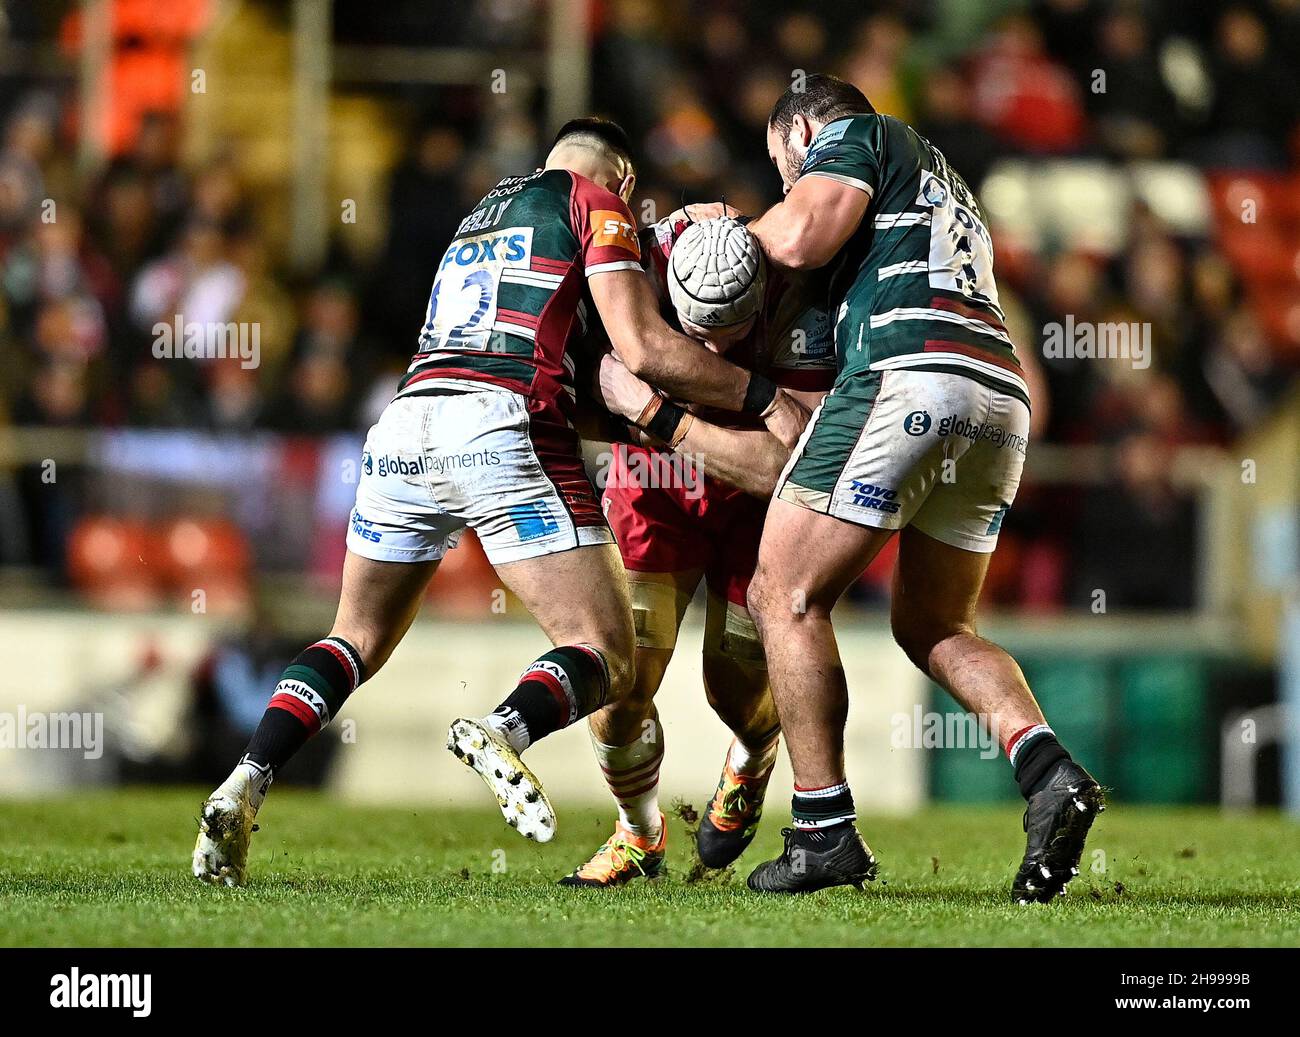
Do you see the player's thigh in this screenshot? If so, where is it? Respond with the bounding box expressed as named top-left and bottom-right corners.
top-left (493, 542), bottom-right (635, 658)
top-left (342, 397), bottom-right (465, 671)
top-left (701, 551), bottom-right (766, 669)
top-left (331, 550), bottom-right (440, 673)
top-left (890, 525), bottom-right (990, 657)
top-left (626, 567), bottom-right (701, 654)
top-left (750, 495), bottom-right (894, 618)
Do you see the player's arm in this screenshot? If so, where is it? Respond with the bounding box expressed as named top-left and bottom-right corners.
top-left (587, 267), bottom-right (808, 447)
top-left (748, 175), bottom-right (870, 271)
top-left (594, 352), bottom-right (821, 498)
top-left (679, 425), bottom-right (787, 498)
top-left (674, 385), bottom-right (827, 496)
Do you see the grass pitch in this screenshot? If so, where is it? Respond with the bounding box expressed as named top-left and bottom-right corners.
top-left (1, 789), bottom-right (1297, 947)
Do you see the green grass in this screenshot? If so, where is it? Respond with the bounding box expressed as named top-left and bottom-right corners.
top-left (1, 789), bottom-right (1298, 947)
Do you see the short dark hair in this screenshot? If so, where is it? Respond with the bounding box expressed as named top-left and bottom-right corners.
top-left (552, 117), bottom-right (634, 170)
top-left (768, 74), bottom-right (873, 138)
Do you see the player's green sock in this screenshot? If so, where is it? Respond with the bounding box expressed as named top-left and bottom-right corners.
top-left (483, 644), bottom-right (610, 753)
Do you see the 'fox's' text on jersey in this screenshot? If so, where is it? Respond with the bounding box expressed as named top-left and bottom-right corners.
top-left (398, 169), bottom-right (642, 411)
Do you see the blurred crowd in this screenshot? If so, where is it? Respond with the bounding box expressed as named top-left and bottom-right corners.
top-left (1, 0), bottom-right (1298, 611)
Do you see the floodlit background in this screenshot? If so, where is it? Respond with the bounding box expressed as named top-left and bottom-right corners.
top-left (0, 0), bottom-right (1296, 814)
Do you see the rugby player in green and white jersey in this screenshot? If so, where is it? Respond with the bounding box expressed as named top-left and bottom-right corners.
top-left (742, 75), bottom-right (1103, 901)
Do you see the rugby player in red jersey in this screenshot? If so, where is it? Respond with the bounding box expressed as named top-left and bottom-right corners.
top-left (193, 119), bottom-right (809, 885)
top-left (558, 212), bottom-right (836, 886)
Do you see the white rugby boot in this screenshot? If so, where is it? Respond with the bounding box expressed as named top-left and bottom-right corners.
top-left (192, 759), bottom-right (273, 887)
top-left (446, 717), bottom-right (556, 842)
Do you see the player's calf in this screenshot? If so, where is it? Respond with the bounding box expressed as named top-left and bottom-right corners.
top-left (698, 634), bottom-right (781, 868)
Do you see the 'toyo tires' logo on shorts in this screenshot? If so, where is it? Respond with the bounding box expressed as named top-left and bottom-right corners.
top-left (848, 480), bottom-right (901, 513)
top-left (350, 509), bottom-right (383, 543)
top-left (903, 410), bottom-right (931, 436)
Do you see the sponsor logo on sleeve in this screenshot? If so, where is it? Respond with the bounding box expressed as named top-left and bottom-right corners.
top-left (803, 120), bottom-right (851, 170)
top-left (592, 210), bottom-right (640, 255)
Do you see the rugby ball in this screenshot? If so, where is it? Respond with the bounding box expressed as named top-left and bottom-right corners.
top-left (667, 217), bottom-right (766, 328)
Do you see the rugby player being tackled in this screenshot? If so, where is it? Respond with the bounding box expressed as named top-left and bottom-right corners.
top-left (559, 211), bottom-right (835, 886)
top-left (742, 75), bottom-right (1104, 902)
top-left (192, 119), bottom-right (808, 885)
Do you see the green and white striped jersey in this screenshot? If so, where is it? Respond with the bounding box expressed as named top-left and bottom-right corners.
top-left (799, 114), bottom-right (1027, 405)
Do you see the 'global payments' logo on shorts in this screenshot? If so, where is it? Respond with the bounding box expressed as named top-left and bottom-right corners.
top-left (935, 415), bottom-right (1028, 455)
top-left (367, 450), bottom-right (502, 477)
top-left (848, 480), bottom-right (900, 513)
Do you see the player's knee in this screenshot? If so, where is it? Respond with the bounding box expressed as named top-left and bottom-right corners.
top-left (890, 612), bottom-right (974, 674)
top-left (598, 645), bottom-right (636, 702)
top-left (585, 613), bottom-right (637, 701)
top-left (326, 623), bottom-right (391, 679)
top-left (745, 567), bottom-right (782, 628)
top-left (748, 568), bottom-right (828, 630)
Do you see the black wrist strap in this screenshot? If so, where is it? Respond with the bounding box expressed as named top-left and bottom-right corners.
top-left (644, 399), bottom-right (688, 443)
top-left (742, 372), bottom-right (778, 415)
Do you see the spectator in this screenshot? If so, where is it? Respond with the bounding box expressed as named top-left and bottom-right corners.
top-left (1197, 6), bottom-right (1299, 167)
top-left (1088, 7), bottom-right (1179, 160)
top-left (970, 14), bottom-right (1088, 154)
top-left (129, 217), bottom-right (244, 332)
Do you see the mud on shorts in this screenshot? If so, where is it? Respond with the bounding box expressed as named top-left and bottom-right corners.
top-left (347, 385), bottom-right (613, 566)
top-left (775, 368), bottom-right (1029, 553)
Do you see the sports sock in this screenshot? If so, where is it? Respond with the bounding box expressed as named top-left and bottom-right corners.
top-left (791, 780), bottom-right (856, 843)
top-left (727, 724), bottom-right (780, 777)
top-left (243, 636), bottom-right (365, 773)
top-left (1007, 723), bottom-right (1071, 799)
top-left (219, 757), bottom-right (275, 814)
top-left (591, 712), bottom-right (664, 838)
top-left (482, 644), bottom-right (610, 754)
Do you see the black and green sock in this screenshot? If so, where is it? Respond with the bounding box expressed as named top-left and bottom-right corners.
top-left (244, 637), bottom-right (365, 772)
top-left (485, 644), bottom-right (610, 752)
